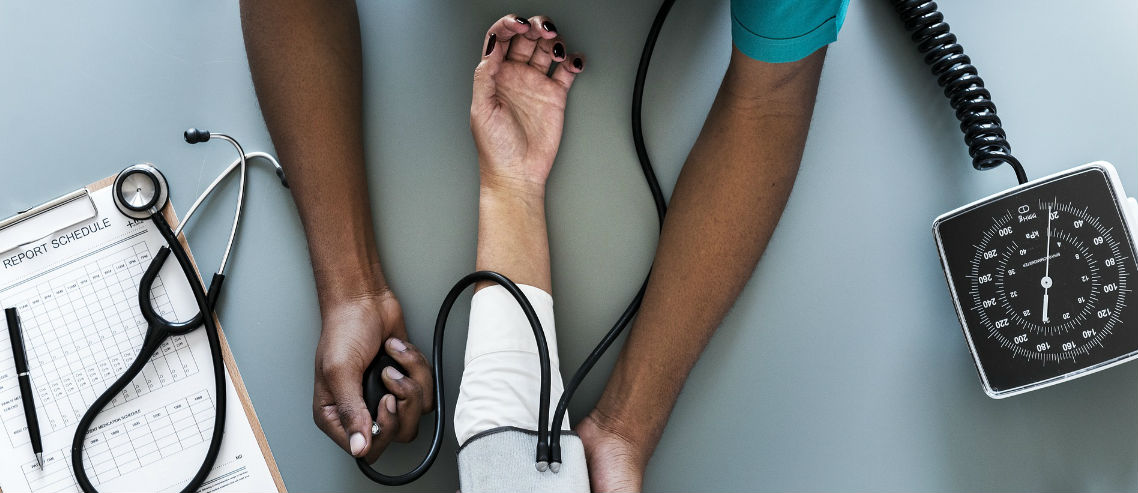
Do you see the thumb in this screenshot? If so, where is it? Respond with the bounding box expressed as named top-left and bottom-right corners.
top-left (472, 15), bottom-right (528, 115)
top-left (472, 55), bottom-right (500, 119)
top-left (330, 370), bottom-right (375, 457)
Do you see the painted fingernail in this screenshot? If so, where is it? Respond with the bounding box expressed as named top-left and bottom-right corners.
top-left (371, 422), bottom-right (381, 436)
top-left (516, 16), bottom-right (529, 25)
top-left (349, 432), bottom-right (365, 456)
top-left (573, 57), bottom-right (583, 70)
top-left (542, 21), bottom-right (557, 33)
top-left (385, 395), bottom-right (397, 414)
top-left (485, 33), bottom-right (496, 56)
top-left (552, 43), bottom-right (565, 59)
top-left (389, 338), bottom-right (407, 352)
top-left (385, 366), bottom-right (404, 380)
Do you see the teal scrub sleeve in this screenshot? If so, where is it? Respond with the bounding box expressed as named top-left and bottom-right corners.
top-left (731, 0), bottom-right (850, 63)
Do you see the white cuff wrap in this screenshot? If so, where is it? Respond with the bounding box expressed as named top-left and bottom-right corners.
top-left (454, 284), bottom-right (569, 446)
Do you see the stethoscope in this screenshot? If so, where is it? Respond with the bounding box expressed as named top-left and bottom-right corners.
top-left (70, 129), bottom-right (286, 493)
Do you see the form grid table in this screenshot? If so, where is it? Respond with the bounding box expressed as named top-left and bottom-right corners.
top-left (0, 242), bottom-right (199, 447)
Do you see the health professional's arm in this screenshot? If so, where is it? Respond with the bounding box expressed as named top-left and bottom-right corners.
top-left (239, 0), bottom-right (432, 462)
top-left (578, 46), bottom-right (827, 491)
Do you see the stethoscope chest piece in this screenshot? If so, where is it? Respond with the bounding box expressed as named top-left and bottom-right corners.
top-left (113, 163), bottom-right (169, 219)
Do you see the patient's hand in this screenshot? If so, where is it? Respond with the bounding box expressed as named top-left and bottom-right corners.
top-left (471, 14), bottom-right (584, 196)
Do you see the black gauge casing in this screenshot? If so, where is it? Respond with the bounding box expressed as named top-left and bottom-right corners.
top-left (934, 162), bottom-right (1138, 398)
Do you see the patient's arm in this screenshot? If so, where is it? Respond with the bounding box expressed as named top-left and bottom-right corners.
top-left (469, 14), bottom-right (583, 281)
top-left (453, 10), bottom-right (585, 456)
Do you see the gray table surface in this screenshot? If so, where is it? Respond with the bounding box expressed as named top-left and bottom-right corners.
top-left (2, 1), bottom-right (1136, 491)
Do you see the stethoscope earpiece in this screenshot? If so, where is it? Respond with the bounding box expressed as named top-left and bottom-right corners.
top-left (184, 128), bottom-right (211, 144)
top-left (112, 163), bottom-right (169, 220)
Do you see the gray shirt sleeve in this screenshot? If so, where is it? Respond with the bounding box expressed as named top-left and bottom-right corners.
top-left (457, 427), bottom-right (590, 493)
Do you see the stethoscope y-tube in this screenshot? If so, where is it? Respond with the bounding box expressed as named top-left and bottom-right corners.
top-left (71, 130), bottom-right (286, 493)
top-left (71, 200), bottom-right (228, 493)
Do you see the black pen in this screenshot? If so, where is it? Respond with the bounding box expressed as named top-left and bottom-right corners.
top-left (6, 307), bottom-right (43, 468)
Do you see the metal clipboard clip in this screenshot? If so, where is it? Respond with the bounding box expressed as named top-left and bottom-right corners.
top-left (0, 188), bottom-right (98, 256)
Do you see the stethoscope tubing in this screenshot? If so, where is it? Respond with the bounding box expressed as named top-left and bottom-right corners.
top-left (71, 213), bottom-right (227, 493)
top-left (176, 149), bottom-right (286, 276)
top-left (174, 135), bottom-right (245, 275)
top-left (179, 151), bottom-right (285, 240)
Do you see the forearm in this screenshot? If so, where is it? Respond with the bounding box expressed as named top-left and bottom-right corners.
top-left (240, 0), bottom-right (384, 310)
top-left (476, 182), bottom-right (551, 293)
top-left (592, 47), bottom-right (826, 457)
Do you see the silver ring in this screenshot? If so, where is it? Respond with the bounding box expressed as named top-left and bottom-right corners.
top-left (112, 163), bottom-right (169, 220)
top-left (17, 371), bottom-right (29, 377)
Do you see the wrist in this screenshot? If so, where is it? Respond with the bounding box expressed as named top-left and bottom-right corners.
top-left (477, 184), bottom-right (548, 240)
top-left (312, 260), bottom-right (391, 315)
top-left (479, 179), bottom-right (546, 208)
top-left (475, 175), bottom-right (552, 292)
top-left (580, 408), bottom-right (651, 471)
top-left (478, 166), bottom-right (548, 201)
top-left (589, 401), bottom-right (654, 454)
top-left (588, 368), bottom-right (669, 463)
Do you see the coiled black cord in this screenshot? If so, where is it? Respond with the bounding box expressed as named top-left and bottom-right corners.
top-left (892, 0), bottom-right (1028, 184)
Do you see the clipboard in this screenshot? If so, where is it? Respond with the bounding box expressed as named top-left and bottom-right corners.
top-left (0, 175), bottom-right (287, 493)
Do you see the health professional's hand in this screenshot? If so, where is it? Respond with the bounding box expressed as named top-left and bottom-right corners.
top-left (312, 290), bottom-right (434, 463)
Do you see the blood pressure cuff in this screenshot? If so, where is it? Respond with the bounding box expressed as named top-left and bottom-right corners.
top-left (457, 426), bottom-right (590, 493)
top-left (732, 0), bottom-right (850, 62)
top-left (454, 284), bottom-right (568, 445)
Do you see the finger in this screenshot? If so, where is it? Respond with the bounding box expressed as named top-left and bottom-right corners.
top-left (323, 358), bottom-right (375, 457)
top-left (480, 14), bottom-right (530, 62)
top-left (532, 15), bottom-right (559, 38)
top-left (313, 389), bottom-right (351, 453)
top-left (551, 53), bottom-right (586, 89)
top-left (506, 15), bottom-right (549, 64)
top-left (381, 365), bottom-right (424, 442)
top-left (364, 394), bottom-right (400, 464)
top-left (386, 338), bottom-right (434, 413)
top-left (474, 14), bottom-right (532, 110)
top-left (530, 36), bottom-right (565, 75)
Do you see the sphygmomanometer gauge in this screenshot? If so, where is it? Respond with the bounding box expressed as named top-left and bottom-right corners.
top-left (934, 162), bottom-right (1138, 398)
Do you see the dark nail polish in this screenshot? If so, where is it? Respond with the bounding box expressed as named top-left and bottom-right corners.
top-left (516, 16), bottom-right (529, 25)
top-left (485, 33), bottom-right (496, 56)
top-left (542, 21), bottom-right (557, 33)
top-left (552, 43), bottom-right (565, 59)
top-left (572, 57), bottom-right (583, 70)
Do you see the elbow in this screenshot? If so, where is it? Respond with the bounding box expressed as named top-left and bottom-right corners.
top-left (719, 45), bottom-right (827, 110)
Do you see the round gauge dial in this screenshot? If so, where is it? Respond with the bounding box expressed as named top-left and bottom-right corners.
top-left (935, 164), bottom-right (1138, 397)
top-left (971, 200), bottom-right (1128, 362)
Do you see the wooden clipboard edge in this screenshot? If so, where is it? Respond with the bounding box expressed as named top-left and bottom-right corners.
top-left (86, 175), bottom-right (288, 493)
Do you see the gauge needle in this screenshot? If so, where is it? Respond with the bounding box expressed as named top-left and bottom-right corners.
top-left (1041, 206), bottom-right (1053, 323)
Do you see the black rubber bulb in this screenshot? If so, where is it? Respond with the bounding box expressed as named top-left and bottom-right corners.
top-left (362, 351), bottom-right (409, 422)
